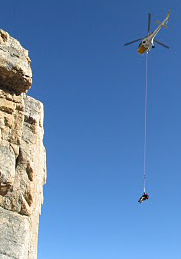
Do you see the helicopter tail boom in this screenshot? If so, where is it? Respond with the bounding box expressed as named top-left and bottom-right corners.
top-left (167, 10), bottom-right (171, 19)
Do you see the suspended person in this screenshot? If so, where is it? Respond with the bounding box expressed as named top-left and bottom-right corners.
top-left (138, 192), bottom-right (149, 203)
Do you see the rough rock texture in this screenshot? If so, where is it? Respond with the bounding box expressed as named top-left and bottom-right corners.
top-left (0, 29), bottom-right (32, 95)
top-left (0, 31), bottom-right (46, 259)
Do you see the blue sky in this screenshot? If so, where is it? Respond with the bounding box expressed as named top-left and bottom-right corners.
top-left (1, 1), bottom-right (181, 258)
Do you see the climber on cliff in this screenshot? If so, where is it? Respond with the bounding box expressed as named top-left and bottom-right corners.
top-left (138, 192), bottom-right (149, 203)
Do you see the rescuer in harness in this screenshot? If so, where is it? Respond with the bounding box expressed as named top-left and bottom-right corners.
top-left (138, 192), bottom-right (149, 203)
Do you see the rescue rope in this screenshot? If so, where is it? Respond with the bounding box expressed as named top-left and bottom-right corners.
top-left (143, 51), bottom-right (148, 193)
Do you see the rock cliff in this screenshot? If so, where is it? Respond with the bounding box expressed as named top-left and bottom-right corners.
top-left (0, 30), bottom-right (46, 259)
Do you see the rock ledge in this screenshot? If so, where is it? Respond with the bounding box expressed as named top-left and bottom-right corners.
top-left (0, 29), bottom-right (32, 95)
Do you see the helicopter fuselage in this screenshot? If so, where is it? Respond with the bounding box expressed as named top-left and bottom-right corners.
top-left (137, 36), bottom-right (153, 54)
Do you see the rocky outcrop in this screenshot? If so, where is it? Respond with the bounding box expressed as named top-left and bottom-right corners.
top-left (0, 29), bottom-right (32, 95)
top-left (0, 30), bottom-right (46, 259)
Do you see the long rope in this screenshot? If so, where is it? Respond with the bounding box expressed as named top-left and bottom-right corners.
top-left (143, 51), bottom-right (148, 193)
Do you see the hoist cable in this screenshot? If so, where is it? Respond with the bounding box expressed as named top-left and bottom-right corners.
top-left (143, 52), bottom-right (148, 193)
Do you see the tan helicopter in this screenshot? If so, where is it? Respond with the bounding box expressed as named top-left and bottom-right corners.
top-left (125, 11), bottom-right (170, 54)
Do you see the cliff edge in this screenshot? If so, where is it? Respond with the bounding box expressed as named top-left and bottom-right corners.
top-left (0, 30), bottom-right (46, 259)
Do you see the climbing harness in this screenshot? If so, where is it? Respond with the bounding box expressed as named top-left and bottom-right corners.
top-left (143, 51), bottom-right (148, 193)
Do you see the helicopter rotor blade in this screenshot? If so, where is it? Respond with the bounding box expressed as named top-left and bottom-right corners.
top-left (153, 39), bottom-right (169, 49)
top-left (124, 38), bottom-right (143, 46)
top-left (147, 13), bottom-right (151, 35)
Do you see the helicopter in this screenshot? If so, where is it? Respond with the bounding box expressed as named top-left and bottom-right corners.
top-left (124, 11), bottom-right (170, 54)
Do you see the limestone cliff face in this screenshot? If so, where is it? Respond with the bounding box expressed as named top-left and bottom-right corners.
top-left (0, 30), bottom-right (46, 259)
